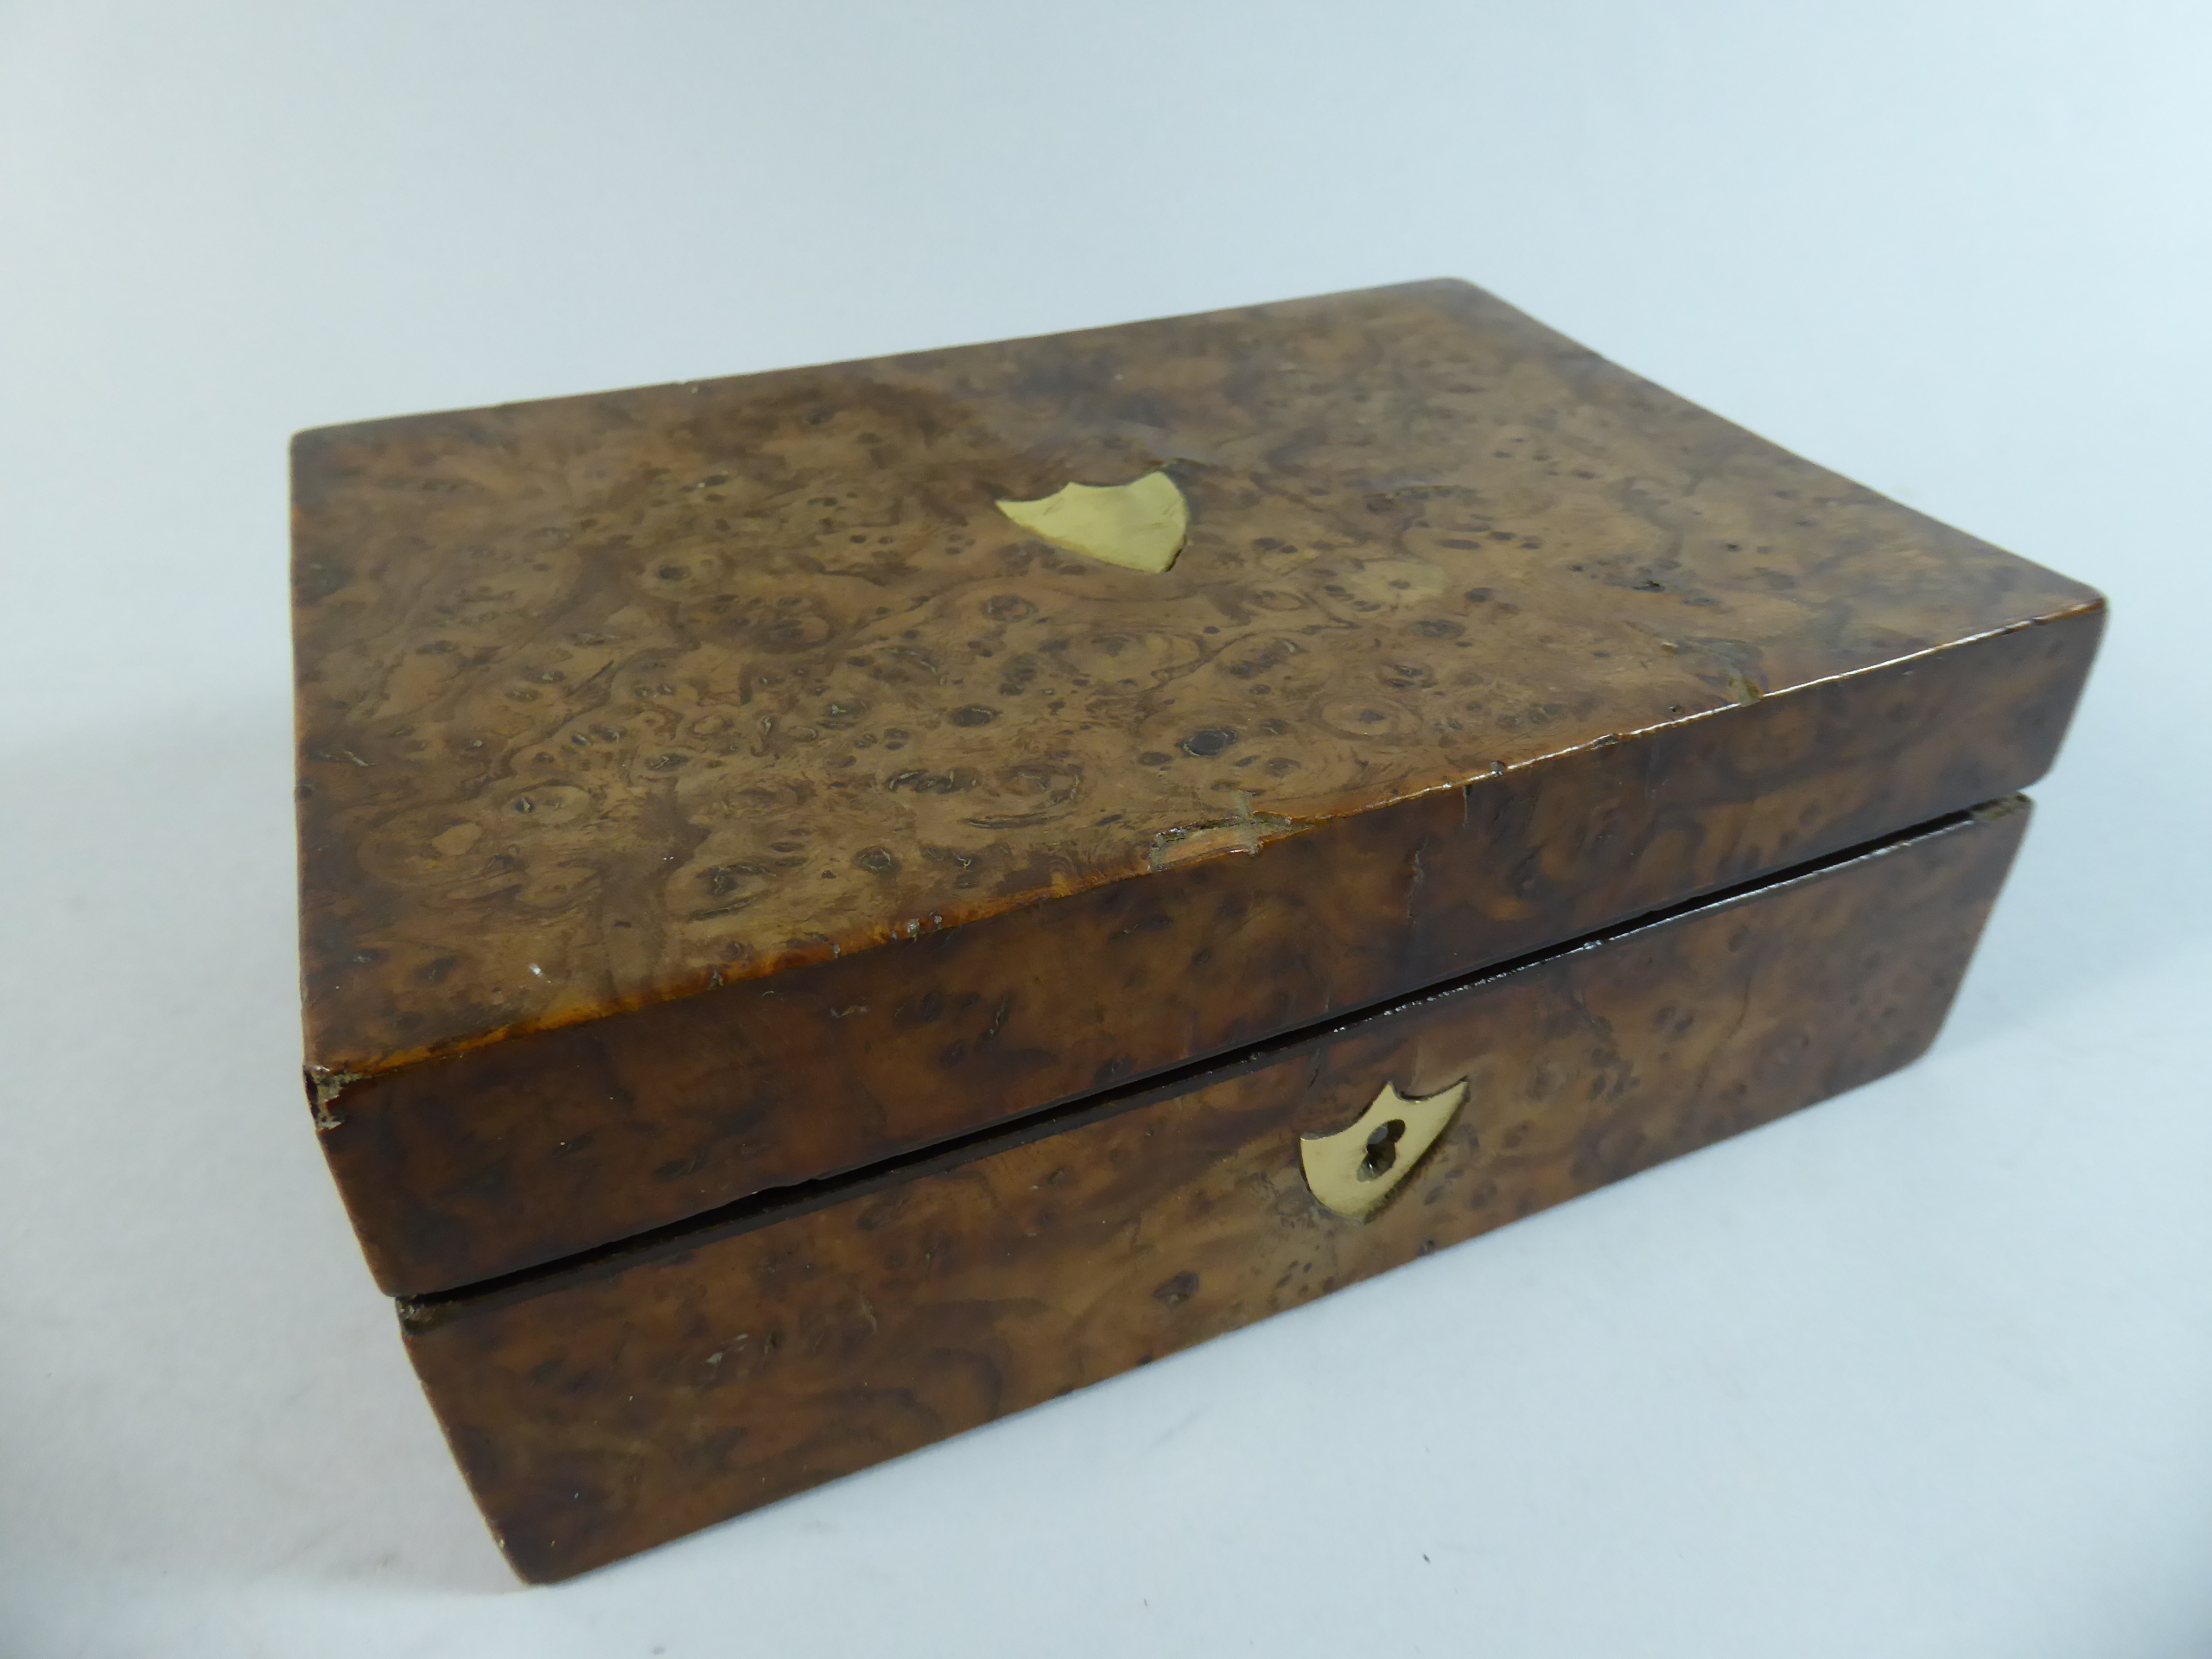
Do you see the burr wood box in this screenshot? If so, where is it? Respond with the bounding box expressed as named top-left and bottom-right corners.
top-left (290, 279), bottom-right (2102, 1579)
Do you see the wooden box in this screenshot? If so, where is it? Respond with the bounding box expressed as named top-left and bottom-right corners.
top-left (290, 280), bottom-right (2102, 1580)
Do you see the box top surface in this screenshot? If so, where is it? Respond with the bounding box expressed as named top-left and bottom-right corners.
top-left (293, 279), bottom-right (2094, 1080)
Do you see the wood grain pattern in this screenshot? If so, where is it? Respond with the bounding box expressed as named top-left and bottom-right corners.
top-left (403, 800), bottom-right (2029, 1582)
top-left (294, 280), bottom-right (2101, 1294)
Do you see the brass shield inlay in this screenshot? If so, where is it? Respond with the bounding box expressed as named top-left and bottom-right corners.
top-left (995, 471), bottom-right (1189, 573)
top-left (1300, 1078), bottom-right (1469, 1221)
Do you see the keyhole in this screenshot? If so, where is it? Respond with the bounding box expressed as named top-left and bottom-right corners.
top-left (1357, 1119), bottom-right (1407, 1181)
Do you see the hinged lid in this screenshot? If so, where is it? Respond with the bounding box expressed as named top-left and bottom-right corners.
top-left (293, 279), bottom-right (2101, 1294)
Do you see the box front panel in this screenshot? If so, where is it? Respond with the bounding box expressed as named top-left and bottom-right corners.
top-left (327, 608), bottom-right (2093, 1296)
top-left (404, 803), bottom-right (2027, 1580)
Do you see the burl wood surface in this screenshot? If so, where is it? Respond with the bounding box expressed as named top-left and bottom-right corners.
top-left (404, 802), bottom-right (2027, 1582)
top-left (295, 280), bottom-right (2101, 1294)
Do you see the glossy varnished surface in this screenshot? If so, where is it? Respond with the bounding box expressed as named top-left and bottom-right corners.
top-left (295, 278), bottom-right (2094, 1076)
top-left (294, 280), bottom-right (2101, 1292)
top-left (404, 802), bottom-right (2030, 1581)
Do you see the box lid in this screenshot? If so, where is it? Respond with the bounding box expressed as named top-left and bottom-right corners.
top-left (293, 278), bottom-right (2102, 1294)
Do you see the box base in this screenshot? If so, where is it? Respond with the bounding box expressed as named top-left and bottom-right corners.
top-left (402, 800), bottom-right (2028, 1581)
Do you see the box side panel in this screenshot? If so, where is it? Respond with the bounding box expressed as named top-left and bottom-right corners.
top-left (404, 801), bottom-right (2029, 1580)
top-left (329, 606), bottom-right (2093, 1294)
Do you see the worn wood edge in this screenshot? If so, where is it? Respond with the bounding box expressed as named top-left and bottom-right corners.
top-left (393, 797), bottom-right (2023, 1337)
top-left (289, 278), bottom-right (1478, 449)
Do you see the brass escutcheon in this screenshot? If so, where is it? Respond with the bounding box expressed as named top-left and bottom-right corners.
top-left (1300, 1078), bottom-right (1469, 1220)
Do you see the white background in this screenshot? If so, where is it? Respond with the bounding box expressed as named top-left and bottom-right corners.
top-left (3, 3), bottom-right (2209, 1654)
